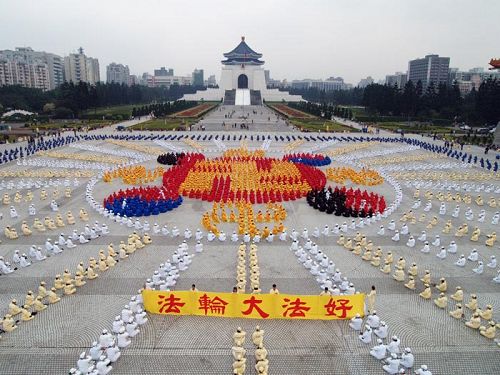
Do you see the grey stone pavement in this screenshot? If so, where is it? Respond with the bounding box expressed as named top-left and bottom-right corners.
top-left (193, 105), bottom-right (294, 132)
top-left (0, 105), bottom-right (499, 374)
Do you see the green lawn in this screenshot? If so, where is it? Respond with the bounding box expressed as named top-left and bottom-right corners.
top-left (129, 118), bottom-right (195, 131)
top-left (346, 106), bottom-right (367, 117)
top-left (375, 122), bottom-right (458, 134)
top-left (290, 119), bottom-right (358, 132)
top-left (83, 104), bottom-right (139, 117)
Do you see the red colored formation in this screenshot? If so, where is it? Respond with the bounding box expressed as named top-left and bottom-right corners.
top-left (162, 153), bottom-right (205, 193)
top-left (294, 163), bottom-right (327, 191)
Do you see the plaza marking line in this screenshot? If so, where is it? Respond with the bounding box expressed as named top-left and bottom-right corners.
top-left (143, 290), bottom-right (365, 320)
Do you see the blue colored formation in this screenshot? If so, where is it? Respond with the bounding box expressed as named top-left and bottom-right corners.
top-left (105, 196), bottom-right (183, 217)
top-left (288, 156), bottom-right (332, 167)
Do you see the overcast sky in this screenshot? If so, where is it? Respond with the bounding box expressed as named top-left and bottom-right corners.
top-left (1, 0), bottom-right (499, 84)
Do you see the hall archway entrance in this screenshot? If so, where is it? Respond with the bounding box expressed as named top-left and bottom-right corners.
top-left (238, 74), bottom-right (248, 89)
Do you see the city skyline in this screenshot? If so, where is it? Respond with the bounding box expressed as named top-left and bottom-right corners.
top-left (0, 0), bottom-right (499, 84)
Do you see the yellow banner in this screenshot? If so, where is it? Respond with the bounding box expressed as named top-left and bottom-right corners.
top-left (142, 290), bottom-right (365, 320)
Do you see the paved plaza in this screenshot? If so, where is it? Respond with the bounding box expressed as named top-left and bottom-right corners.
top-left (0, 105), bottom-right (499, 375)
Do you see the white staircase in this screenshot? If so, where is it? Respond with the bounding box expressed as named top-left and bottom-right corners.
top-left (235, 89), bottom-right (250, 106)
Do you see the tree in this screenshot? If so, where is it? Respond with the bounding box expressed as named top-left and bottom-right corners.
top-left (43, 103), bottom-right (56, 113)
top-left (476, 78), bottom-right (500, 125)
top-left (53, 106), bottom-right (74, 119)
top-left (401, 80), bottom-right (418, 117)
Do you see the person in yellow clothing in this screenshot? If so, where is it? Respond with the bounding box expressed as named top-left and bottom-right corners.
top-left (1, 314), bottom-right (18, 332)
top-left (20, 305), bottom-right (35, 321)
top-left (366, 285), bottom-right (376, 313)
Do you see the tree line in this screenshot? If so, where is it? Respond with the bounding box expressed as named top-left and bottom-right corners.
top-left (0, 82), bottom-right (200, 118)
top-left (289, 87), bottom-right (364, 106)
top-left (362, 79), bottom-right (500, 125)
top-left (132, 101), bottom-right (198, 117)
top-left (288, 101), bottom-right (353, 120)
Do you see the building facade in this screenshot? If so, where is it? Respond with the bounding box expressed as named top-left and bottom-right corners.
top-left (0, 47), bottom-right (63, 90)
top-left (154, 67), bottom-right (173, 76)
top-left (147, 74), bottom-right (192, 87)
top-left (106, 62), bottom-right (130, 85)
top-left (448, 67), bottom-right (500, 95)
top-left (407, 54), bottom-right (450, 88)
top-left (206, 75), bottom-right (216, 86)
top-left (0, 58), bottom-right (50, 90)
top-left (64, 48), bottom-right (100, 84)
top-left (385, 72), bottom-right (407, 88)
top-left (182, 37), bottom-right (302, 104)
top-left (357, 76), bottom-right (374, 88)
top-left (192, 69), bottom-right (204, 86)
top-left (291, 77), bottom-right (348, 91)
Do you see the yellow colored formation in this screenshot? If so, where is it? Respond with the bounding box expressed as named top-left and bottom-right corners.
top-left (202, 202), bottom-right (286, 237)
top-left (38, 150), bottom-right (127, 164)
top-left (106, 139), bottom-right (165, 155)
top-left (418, 190), bottom-right (499, 208)
top-left (103, 166), bottom-right (164, 184)
top-left (183, 138), bottom-right (204, 151)
top-left (0, 169), bottom-right (92, 178)
top-left (222, 148), bottom-right (264, 158)
top-left (392, 170), bottom-right (500, 182)
top-left (326, 142), bottom-right (372, 157)
top-left (326, 167), bottom-right (383, 186)
top-left (283, 139), bottom-right (305, 152)
top-left (369, 152), bottom-right (444, 165)
top-left (239, 139), bottom-right (249, 149)
top-left (179, 159), bottom-right (311, 196)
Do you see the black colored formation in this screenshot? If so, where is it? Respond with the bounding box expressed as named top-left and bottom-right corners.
top-left (157, 152), bottom-right (185, 165)
top-left (306, 187), bottom-right (373, 218)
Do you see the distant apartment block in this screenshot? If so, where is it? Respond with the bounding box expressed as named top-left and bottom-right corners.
top-left (407, 54), bottom-right (450, 87)
top-left (0, 47), bottom-right (63, 90)
top-left (106, 62), bottom-right (130, 85)
top-left (64, 47), bottom-right (100, 84)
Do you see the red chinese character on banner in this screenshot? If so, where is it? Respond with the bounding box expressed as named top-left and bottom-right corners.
top-left (198, 294), bottom-right (229, 315)
top-left (241, 296), bottom-right (270, 318)
top-left (282, 298), bottom-right (311, 318)
top-left (157, 294), bottom-right (185, 314)
top-left (324, 298), bottom-right (353, 318)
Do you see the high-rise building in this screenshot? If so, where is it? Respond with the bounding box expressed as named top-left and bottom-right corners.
top-left (139, 72), bottom-right (152, 86)
top-left (385, 72), bottom-right (407, 88)
top-left (154, 67), bottom-right (174, 76)
top-left (0, 47), bottom-right (63, 90)
top-left (264, 70), bottom-right (270, 84)
top-left (357, 76), bottom-right (374, 88)
top-left (64, 47), bottom-right (100, 84)
top-left (207, 75), bottom-right (216, 86)
top-left (106, 62), bottom-right (130, 85)
top-left (128, 75), bottom-right (139, 86)
top-left (407, 54), bottom-right (450, 88)
top-left (192, 69), bottom-right (204, 86)
top-left (0, 58), bottom-right (51, 90)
